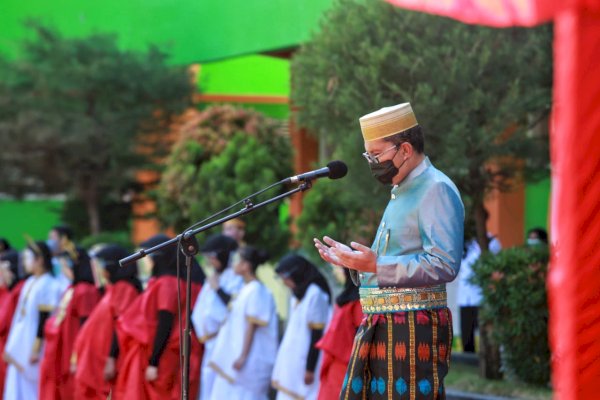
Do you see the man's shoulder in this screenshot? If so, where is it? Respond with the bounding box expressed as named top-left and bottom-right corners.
top-left (423, 164), bottom-right (461, 197)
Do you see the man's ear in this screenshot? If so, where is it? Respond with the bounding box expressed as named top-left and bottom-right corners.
top-left (400, 141), bottom-right (413, 158)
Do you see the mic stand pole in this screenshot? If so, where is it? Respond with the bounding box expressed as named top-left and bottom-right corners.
top-left (120, 180), bottom-right (313, 400)
top-left (179, 235), bottom-right (198, 400)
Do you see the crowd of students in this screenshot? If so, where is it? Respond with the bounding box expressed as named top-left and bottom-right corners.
top-left (0, 219), bottom-right (364, 400)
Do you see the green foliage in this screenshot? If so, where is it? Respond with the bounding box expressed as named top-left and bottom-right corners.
top-left (157, 105), bottom-right (293, 257)
top-left (292, 0), bottom-right (552, 251)
top-left (80, 231), bottom-right (133, 251)
top-left (471, 246), bottom-right (551, 385)
top-left (61, 196), bottom-right (132, 239)
top-left (0, 22), bottom-right (193, 233)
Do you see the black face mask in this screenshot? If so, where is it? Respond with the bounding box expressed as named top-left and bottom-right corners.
top-left (369, 160), bottom-right (398, 185)
top-left (369, 154), bottom-right (407, 185)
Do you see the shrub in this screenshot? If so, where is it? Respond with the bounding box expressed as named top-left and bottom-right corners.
top-left (471, 246), bottom-right (551, 385)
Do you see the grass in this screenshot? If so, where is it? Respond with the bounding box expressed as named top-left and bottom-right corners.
top-left (445, 363), bottom-right (553, 400)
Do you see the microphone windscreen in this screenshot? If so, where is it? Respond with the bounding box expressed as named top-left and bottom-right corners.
top-left (327, 160), bottom-right (348, 180)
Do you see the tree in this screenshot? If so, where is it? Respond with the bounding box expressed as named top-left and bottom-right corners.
top-left (0, 22), bottom-right (193, 234)
top-left (292, 0), bottom-right (552, 255)
top-left (157, 105), bottom-right (293, 257)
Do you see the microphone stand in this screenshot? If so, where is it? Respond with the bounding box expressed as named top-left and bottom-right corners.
top-left (120, 180), bottom-right (313, 400)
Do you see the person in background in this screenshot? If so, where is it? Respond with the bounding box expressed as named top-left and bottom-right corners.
top-left (113, 234), bottom-right (190, 400)
top-left (222, 218), bottom-right (246, 248)
top-left (71, 244), bottom-right (142, 400)
top-left (3, 240), bottom-right (61, 400)
top-left (526, 227), bottom-right (548, 246)
top-left (208, 246), bottom-right (276, 400)
top-left (271, 254), bottom-right (331, 400)
top-left (46, 226), bottom-right (79, 293)
top-left (191, 233), bottom-right (242, 400)
top-left (457, 234), bottom-right (502, 353)
top-left (316, 267), bottom-right (363, 400)
top-left (0, 248), bottom-right (27, 395)
top-left (39, 241), bottom-right (101, 400)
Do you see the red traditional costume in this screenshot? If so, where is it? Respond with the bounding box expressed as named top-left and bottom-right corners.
top-left (113, 234), bottom-right (204, 400)
top-left (0, 279), bottom-right (25, 394)
top-left (39, 248), bottom-right (101, 400)
top-left (317, 268), bottom-right (363, 400)
top-left (73, 280), bottom-right (140, 399)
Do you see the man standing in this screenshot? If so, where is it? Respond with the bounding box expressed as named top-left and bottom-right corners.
top-left (315, 103), bottom-right (464, 399)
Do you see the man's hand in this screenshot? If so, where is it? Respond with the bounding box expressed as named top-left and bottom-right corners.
top-left (314, 236), bottom-right (376, 273)
top-left (313, 237), bottom-right (347, 267)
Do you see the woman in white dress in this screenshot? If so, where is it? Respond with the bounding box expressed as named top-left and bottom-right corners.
top-left (209, 246), bottom-right (277, 400)
top-left (191, 234), bottom-right (243, 400)
top-left (2, 240), bottom-right (60, 400)
top-left (271, 254), bottom-right (332, 400)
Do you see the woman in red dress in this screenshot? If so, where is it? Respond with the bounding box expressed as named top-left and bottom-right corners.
top-left (113, 234), bottom-right (198, 400)
top-left (0, 248), bottom-right (27, 395)
top-left (71, 244), bottom-right (142, 399)
top-left (316, 267), bottom-right (363, 400)
top-left (39, 247), bottom-right (102, 400)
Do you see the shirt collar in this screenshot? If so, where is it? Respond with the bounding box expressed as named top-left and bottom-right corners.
top-left (391, 156), bottom-right (431, 194)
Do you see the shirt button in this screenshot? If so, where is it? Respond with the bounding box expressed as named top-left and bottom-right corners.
top-left (359, 273), bottom-right (365, 280)
top-left (391, 194), bottom-right (396, 200)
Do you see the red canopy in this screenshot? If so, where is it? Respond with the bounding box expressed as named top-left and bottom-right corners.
top-left (386, 0), bottom-right (600, 398)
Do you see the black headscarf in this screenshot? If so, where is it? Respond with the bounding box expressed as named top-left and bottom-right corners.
top-left (94, 244), bottom-right (143, 292)
top-left (27, 240), bottom-right (53, 274)
top-left (276, 254), bottom-right (331, 302)
top-left (200, 234), bottom-right (238, 272)
top-left (0, 238), bottom-right (12, 253)
top-left (73, 247), bottom-right (96, 285)
top-left (140, 234), bottom-right (182, 279)
top-left (238, 246), bottom-right (269, 273)
top-left (189, 256), bottom-right (206, 284)
top-left (0, 249), bottom-right (24, 290)
top-left (335, 268), bottom-right (360, 306)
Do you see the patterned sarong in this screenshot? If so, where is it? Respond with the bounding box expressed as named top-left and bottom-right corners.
top-left (340, 308), bottom-right (452, 400)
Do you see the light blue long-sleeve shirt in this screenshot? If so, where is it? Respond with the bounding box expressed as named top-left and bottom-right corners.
top-left (356, 157), bottom-right (465, 289)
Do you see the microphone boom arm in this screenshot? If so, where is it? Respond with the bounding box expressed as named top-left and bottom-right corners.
top-left (119, 180), bottom-right (313, 266)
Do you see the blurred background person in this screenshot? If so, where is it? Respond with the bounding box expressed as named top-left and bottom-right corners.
top-left (316, 266), bottom-right (362, 400)
top-left (39, 242), bottom-right (101, 400)
top-left (46, 226), bottom-right (79, 293)
top-left (3, 240), bottom-right (61, 400)
top-left (272, 254), bottom-right (331, 400)
top-left (113, 234), bottom-right (188, 400)
top-left (222, 218), bottom-right (246, 248)
top-left (191, 233), bottom-right (241, 400)
top-left (457, 234), bottom-right (502, 353)
top-left (0, 247), bottom-right (26, 395)
top-left (208, 246), bottom-right (276, 400)
top-left (526, 227), bottom-right (548, 246)
top-left (71, 244), bottom-right (142, 400)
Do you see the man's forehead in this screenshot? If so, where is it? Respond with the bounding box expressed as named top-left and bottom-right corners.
top-left (364, 139), bottom-right (388, 152)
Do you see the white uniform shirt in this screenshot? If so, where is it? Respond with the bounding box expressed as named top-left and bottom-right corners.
top-left (209, 280), bottom-right (278, 397)
top-left (457, 237), bottom-right (501, 307)
top-left (271, 283), bottom-right (331, 400)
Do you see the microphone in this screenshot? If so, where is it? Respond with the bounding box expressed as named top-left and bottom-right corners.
top-left (284, 160), bottom-right (348, 184)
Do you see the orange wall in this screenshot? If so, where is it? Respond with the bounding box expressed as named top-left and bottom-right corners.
top-left (485, 184), bottom-right (525, 248)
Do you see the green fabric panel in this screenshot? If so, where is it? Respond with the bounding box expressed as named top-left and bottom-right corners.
top-left (1, 0), bottom-right (333, 64)
top-left (200, 55), bottom-right (290, 96)
top-left (0, 200), bottom-right (64, 249)
top-left (197, 102), bottom-right (289, 119)
top-left (524, 177), bottom-right (551, 235)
